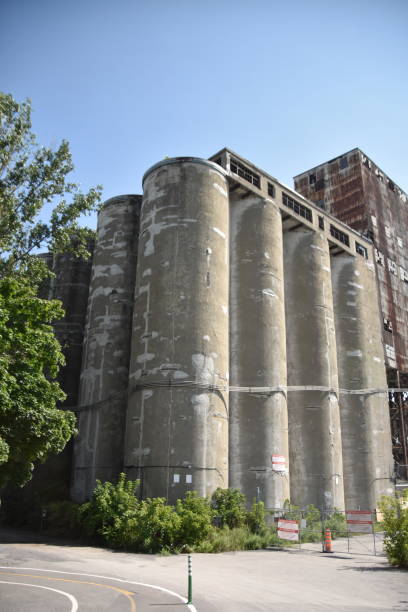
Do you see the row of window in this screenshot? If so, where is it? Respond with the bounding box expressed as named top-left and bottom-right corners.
top-left (375, 249), bottom-right (408, 282)
top-left (230, 158), bottom-right (261, 189)
top-left (282, 192), bottom-right (313, 222)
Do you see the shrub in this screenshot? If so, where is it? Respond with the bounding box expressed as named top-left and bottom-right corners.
top-left (135, 497), bottom-right (181, 553)
top-left (246, 500), bottom-right (266, 534)
top-left (79, 473), bottom-right (140, 544)
top-left (175, 491), bottom-right (213, 548)
top-left (378, 494), bottom-right (408, 568)
top-left (212, 487), bottom-right (246, 529)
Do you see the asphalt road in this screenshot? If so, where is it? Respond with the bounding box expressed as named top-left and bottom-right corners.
top-left (0, 528), bottom-right (407, 611)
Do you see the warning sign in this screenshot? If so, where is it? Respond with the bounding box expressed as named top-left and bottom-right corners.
top-left (346, 510), bottom-right (373, 533)
top-left (277, 519), bottom-right (299, 541)
top-left (271, 454), bottom-right (286, 471)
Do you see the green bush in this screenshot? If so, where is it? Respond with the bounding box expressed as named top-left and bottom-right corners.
top-left (134, 497), bottom-right (181, 553)
top-left (246, 500), bottom-right (266, 534)
top-left (195, 525), bottom-right (280, 553)
top-left (175, 491), bottom-right (213, 548)
top-left (79, 473), bottom-right (140, 544)
top-left (212, 487), bottom-right (246, 529)
top-left (378, 494), bottom-right (408, 568)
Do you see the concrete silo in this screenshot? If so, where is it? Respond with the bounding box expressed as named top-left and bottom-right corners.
top-left (283, 229), bottom-right (344, 511)
top-left (331, 254), bottom-right (394, 509)
top-left (71, 195), bottom-right (142, 502)
top-left (229, 194), bottom-right (289, 508)
top-left (124, 158), bottom-right (229, 503)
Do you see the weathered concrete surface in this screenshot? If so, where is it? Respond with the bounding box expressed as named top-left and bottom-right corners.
top-left (331, 254), bottom-right (394, 509)
top-left (124, 159), bottom-right (229, 502)
top-left (229, 194), bottom-right (289, 508)
top-left (72, 195), bottom-right (142, 502)
top-left (284, 229), bottom-right (344, 510)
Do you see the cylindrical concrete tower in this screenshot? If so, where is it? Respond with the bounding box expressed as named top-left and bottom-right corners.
top-left (71, 195), bottom-right (142, 502)
top-left (283, 228), bottom-right (344, 511)
top-left (124, 158), bottom-right (229, 503)
top-left (331, 254), bottom-right (394, 509)
top-left (229, 194), bottom-right (289, 508)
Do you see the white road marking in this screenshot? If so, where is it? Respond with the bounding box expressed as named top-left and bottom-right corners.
top-left (0, 580), bottom-right (78, 611)
top-left (0, 566), bottom-right (198, 611)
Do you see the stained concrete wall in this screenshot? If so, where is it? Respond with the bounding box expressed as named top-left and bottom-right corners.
top-left (71, 195), bottom-right (141, 502)
top-left (124, 159), bottom-right (229, 503)
top-left (284, 229), bottom-right (344, 510)
top-left (229, 194), bottom-right (289, 507)
top-left (331, 254), bottom-right (394, 509)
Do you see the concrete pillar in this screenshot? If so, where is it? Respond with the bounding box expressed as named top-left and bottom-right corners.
top-left (229, 195), bottom-right (289, 508)
top-left (124, 158), bottom-right (229, 503)
top-left (331, 254), bottom-right (394, 509)
top-left (71, 195), bottom-right (142, 501)
top-left (283, 229), bottom-right (344, 511)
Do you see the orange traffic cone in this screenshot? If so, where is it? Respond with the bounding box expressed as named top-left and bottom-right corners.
top-left (324, 528), bottom-right (333, 553)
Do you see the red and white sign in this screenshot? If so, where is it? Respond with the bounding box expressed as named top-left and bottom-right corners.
top-left (271, 454), bottom-right (286, 472)
top-left (277, 519), bottom-right (299, 541)
top-left (346, 510), bottom-right (373, 533)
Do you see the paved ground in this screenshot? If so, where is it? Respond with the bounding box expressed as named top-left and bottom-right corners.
top-left (0, 528), bottom-right (407, 611)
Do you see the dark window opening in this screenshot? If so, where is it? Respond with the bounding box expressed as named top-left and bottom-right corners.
top-left (213, 157), bottom-right (222, 167)
top-left (362, 156), bottom-right (371, 169)
top-left (318, 216), bottom-right (324, 230)
top-left (383, 318), bottom-right (393, 333)
top-left (268, 182), bottom-right (276, 197)
top-left (309, 173), bottom-right (316, 185)
top-left (330, 225), bottom-right (350, 247)
top-left (282, 193), bottom-right (313, 222)
top-left (315, 199), bottom-right (326, 210)
top-left (230, 158), bottom-right (260, 188)
top-left (340, 156), bottom-right (349, 169)
top-left (315, 178), bottom-right (325, 191)
top-left (356, 242), bottom-right (368, 258)
top-left (388, 180), bottom-right (395, 192)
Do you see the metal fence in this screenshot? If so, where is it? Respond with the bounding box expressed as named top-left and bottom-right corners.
top-left (265, 506), bottom-right (383, 556)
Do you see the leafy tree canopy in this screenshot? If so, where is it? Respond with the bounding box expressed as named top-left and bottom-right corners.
top-left (0, 91), bottom-right (102, 284)
top-left (0, 277), bottom-right (75, 487)
top-left (0, 91), bottom-right (102, 487)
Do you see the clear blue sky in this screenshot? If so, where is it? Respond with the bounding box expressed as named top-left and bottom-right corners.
top-left (2, 0), bottom-right (407, 229)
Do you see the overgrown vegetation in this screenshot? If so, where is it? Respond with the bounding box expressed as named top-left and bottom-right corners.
top-left (19, 474), bottom-right (352, 554)
top-left (378, 492), bottom-right (408, 568)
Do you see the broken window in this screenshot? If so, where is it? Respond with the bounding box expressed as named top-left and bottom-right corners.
top-left (315, 178), bottom-right (325, 191)
top-left (309, 173), bottom-right (316, 185)
top-left (282, 193), bottom-right (313, 222)
top-left (340, 156), bottom-right (349, 169)
top-left (388, 258), bottom-right (397, 275)
top-left (383, 317), bottom-right (393, 333)
top-left (388, 180), bottom-right (395, 192)
top-left (230, 158), bottom-right (261, 188)
top-left (400, 266), bottom-right (408, 283)
top-left (375, 248), bottom-right (385, 265)
top-left (362, 155), bottom-right (371, 169)
top-left (213, 157), bottom-right (222, 167)
top-left (318, 216), bottom-right (324, 230)
top-left (268, 182), bottom-right (276, 197)
top-left (355, 242), bottom-right (368, 258)
top-left (330, 225), bottom-right (350, 247)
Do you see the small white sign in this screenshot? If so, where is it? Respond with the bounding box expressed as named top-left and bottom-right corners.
top-left (186, 474), bottom-right (192, 484)
top-left (272, 454), bottom-right (286, 472)
top-left (346, 510), bottom-right (373, 533)
top-left (277, 519), bottom-right (299, 541)
top-left (173, 474), bottom-right (180, 483)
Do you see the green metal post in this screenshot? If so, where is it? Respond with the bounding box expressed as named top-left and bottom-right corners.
top-left (187, 554), bottom-right (192, 604)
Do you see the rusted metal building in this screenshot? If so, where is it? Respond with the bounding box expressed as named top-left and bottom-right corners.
top-left (294, 149), bottom-right (408, 479)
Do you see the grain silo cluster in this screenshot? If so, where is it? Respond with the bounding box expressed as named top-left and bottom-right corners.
top-left (67, 149), bottom-right (394, 512)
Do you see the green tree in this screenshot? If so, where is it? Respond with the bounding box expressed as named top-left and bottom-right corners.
top-left (0, 91), bottom-right (102, 488)
top-left (378, 494), bottom-right (408, 567)
top-left (212, 487), bottom-right (247, 529)
top-left (0, 277), bottom-right (75, 487)
top-left (0, 92), bottom-right (101, 283)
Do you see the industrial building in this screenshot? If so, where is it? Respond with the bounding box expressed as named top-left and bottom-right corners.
top-left (45, 148), bottom-right (393, 514)
top-left (294, 150), bottom-right (408, 480)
